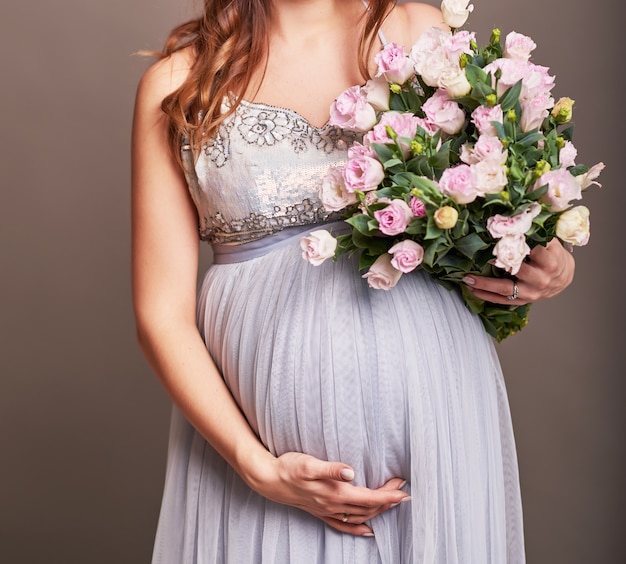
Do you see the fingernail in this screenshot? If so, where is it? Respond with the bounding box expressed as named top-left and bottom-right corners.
top-left (462, 276), bottom-right (475, 285)
top-left (390, 502), bottom-right (400, 509)
top-left (363, 532), bottom-right (375, 537)
top-left (340, 468), bottom-right (355, 481)
top-left (398, 480), bottom-right (407, 489)
top-left (400, 496), bottom-right (412, 503)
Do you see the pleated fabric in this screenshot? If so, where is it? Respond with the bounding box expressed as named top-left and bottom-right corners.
top-left (151, 225), bottom-right (526, 564)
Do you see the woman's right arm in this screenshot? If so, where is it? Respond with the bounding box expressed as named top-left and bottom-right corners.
top-left (131, 53), bottom-right (409, 536)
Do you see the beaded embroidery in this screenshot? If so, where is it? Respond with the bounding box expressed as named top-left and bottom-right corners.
top-left (184, 98), bottom-right (357, 245)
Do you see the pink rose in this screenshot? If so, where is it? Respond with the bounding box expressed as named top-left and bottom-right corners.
top-left (319, 166), bottom-right (358, 212)
top-left (363, 76), bottom-right (390, 112)
top-left (446, 30), bottom-right (476, 59)
top-left (422, 89), bottom-right (466, 135)
top-left (362, 253), bottom-right (402, 290)
top-left (365, 111), bottom-right (421, 145)
top-left (483, 58), bottom-right (529, 97)
top-left (520, 92), bottom-right (553, 132)
top-left (438, 164), bottom-right (479, 204)
top-left (521, 64), bottom-right (555, 101)
top-left (471, 159), bottom-right (508, 195)
top-left (375, 42), bottom-right (415, 84)
top-left (559, 141), bottom-right (577, 168)
top-left (483, 59), bottom-right (554, 102)
top-left (300, 230), bottom-right (337, 266)
top-left (535, 168), bottom-right (582, 211)
top-left (504, 32), bottom-right (537, 62)
top-left (343, 155), bottom-right (385, 193)
top-left (389, 240), bottom-right (424, 273)
top-left (472, 135), bottom-right (508, 163)
top-left (410, 196), bottom-right (427, 217)
top-left (347, 141), bottom-right (376, 160)
top-left (492, 234), bottom-right (530, 275)
top-left (374, 199), bottom-right (413, 236)
top-left (471, 105), bottom-right (504, 137)
top-left (329, 85), bottom-right (377, 132)
top-left (487, 203), bottom-right (542, 238)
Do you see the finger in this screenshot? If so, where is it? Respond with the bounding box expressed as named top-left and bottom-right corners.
top-left (340, 485), bottom-right (410, 508)
top-left (320, 517), bottom-right (374, 537)
top-left (301, 458), bottom-right (355, 482)
top-left (377, 478), bottom-right (407, 492)
top-left (462, 275), bottom-right (519, 299)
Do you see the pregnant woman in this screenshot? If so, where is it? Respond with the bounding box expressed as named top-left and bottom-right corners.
top-left (131, 1), bottom-right (575, 562)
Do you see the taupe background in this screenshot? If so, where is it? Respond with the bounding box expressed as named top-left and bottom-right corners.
top-left (1, 0), bottom-right (623, 562)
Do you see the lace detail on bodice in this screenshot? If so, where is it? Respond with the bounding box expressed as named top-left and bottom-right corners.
top-left (182, 99), bottom-right (358, 245)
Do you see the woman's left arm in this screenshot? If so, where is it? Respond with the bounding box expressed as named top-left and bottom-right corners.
top-left (462, 239), bottom-right (575, 305)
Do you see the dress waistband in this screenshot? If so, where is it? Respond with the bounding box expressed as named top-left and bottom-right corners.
top-left (211, 221), bottom-right (350, 264)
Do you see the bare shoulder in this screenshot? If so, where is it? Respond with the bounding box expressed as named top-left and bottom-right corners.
top-left (135, 46), bottom-right (195, 109)
top-left (384, 2), bottom-right (447, 47)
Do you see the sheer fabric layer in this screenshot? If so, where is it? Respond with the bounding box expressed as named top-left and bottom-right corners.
top-left (152, 228), bottom-right (525, 564)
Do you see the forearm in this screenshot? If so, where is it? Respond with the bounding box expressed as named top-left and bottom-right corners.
top-left (136, 317), bottom-right (276, 487)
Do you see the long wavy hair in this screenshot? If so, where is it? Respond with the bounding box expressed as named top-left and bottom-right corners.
top-left (159, 0), bottom-right (396, 165)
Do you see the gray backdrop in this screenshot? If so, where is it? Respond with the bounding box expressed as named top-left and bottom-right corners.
top-left (1, 1), bottom-right (624, 562)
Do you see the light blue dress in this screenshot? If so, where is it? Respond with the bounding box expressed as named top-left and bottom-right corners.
top-left (150, 98), bottom-right (526, 563)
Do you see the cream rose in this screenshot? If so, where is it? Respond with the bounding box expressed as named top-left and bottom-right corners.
top-left (319, 167), bottom-right (358, 212)
top-left (441, 0), bottom-right (474, 29)
top-left (556, 206), bottom-right (590, 246)
top-left (434, 206), bottom-right (459, 229)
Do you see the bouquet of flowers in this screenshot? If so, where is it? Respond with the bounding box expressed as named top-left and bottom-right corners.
top-left (300, 0), bottom-right (604, 341)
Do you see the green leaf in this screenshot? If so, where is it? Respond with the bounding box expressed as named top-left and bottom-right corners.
top-left (499, 80), bottom-right (523, 111)
top-left (389, 94), bottom-right (408, 112)
top-left (384, 158), bottom-right (404, 169)
top-left (526, 184), bottom-right (548, 201)
top-left (346, 213), bottom-right (374, 235)
top-left (425, 217), bottom-right (444, 240)
top-left (455, 233), bottom-right (490, 260)
top-left (359, 252), bottom-right (378, 271)
top-left (515, 131), bottom-right (544, 147)
top-left (371, 143), bottom-right (394, 163)
top-left (465, 64), bottom-right (490, 87)
top-left (569, 164), bottom-right (590, 176)
top-left (428, 141), bottom-right (452, 170)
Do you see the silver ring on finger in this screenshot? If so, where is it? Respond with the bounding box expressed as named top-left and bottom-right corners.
top-left (341, 513), bottom-right (350, 523)
top-left (507, 281), bottom-right (519, 301)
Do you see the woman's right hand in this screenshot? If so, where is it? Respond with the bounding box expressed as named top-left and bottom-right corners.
top-left (247, 451), bottom-right (410, 536)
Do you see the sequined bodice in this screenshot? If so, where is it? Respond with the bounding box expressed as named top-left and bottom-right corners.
top-left (181, 99), bottom-right (358, 245)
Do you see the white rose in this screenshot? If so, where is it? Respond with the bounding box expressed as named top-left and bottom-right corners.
top-left (362, 253), bottom-right (402, 290)
top-left (439, 66), bottom-right (472, 98)
top-left (471, 160), bottom-right (508, 195)
top-left (556, 206), bottom-right (591, 246)
top-left (319, 167), bottom-right (358, 212)
top-left (300, 230), bottom-right (338, 266)
top-left (410, 27), bottom-right (454, 88)
top-left (441, 0), bottom-right (474, 29)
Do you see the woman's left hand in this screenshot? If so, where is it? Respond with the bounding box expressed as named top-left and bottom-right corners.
top-left (463, 239), bottom-right (575, 306)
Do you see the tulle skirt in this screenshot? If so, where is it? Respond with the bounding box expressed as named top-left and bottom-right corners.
top-left (151, 224), bottom-right (525, 563)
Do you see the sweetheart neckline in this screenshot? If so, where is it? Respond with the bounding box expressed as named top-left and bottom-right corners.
top-left (237, 98), bottom-right (333, 132)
